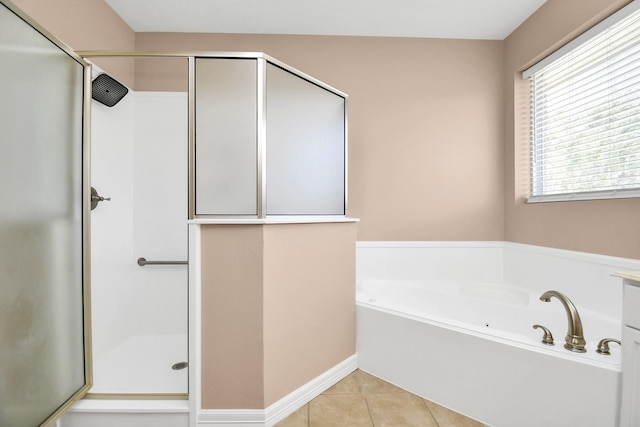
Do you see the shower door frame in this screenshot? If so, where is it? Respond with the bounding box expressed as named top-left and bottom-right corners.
top-left (76, 50), bottom-right (350, 222)
top-left (0, 1), bottom-right (93, 425)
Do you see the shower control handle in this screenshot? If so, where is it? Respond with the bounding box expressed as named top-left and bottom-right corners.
top-left (91, 187), bottom-right (111, 210)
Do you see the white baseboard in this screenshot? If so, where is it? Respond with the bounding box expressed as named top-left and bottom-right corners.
top-left (264, 354), bottom-right (358, 426)
top-left (197, 354), bottom-right (358, 426)
top-left (197, 409), bottom-right (265, 426)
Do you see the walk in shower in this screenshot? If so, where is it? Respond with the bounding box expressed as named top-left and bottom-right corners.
top-left (2, 1), bottom-right (348, 420)
top-left (82, 51), bottom-right (347, 415)
top-left (89, 59), bottom-right (189, 396)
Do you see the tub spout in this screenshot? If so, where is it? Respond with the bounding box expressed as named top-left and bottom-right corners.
top-left (539, 290), bottom-right (586, 353)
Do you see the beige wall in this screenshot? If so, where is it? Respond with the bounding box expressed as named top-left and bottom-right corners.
top-left (10, 0), bottom-right (135, 87)
top-left (200, 225), bottom-right (265, 409)
top-left (263, 223), bottom-right (356, 406)
top-left (504, 0), bottom-right (640, 259)
top-left (12, 0), bottom-right (640, 259)
top-left (8, 0), bottom-right (508, 243)
top-left (199, 223), bottom-right (356, 409)
top-left (135, 33), bottom-right (506, 242)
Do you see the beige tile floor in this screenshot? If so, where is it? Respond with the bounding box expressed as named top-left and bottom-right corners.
top-left (275, 369), bottom-right (484, 427)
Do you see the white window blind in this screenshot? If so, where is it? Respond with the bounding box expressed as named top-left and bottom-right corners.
top-left (523, 1), bottom-right (640, 202)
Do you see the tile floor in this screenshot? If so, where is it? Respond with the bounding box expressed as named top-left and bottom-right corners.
top-left (275, 369), bottom-right (484, 427)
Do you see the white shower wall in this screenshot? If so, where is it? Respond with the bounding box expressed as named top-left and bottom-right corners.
top-left (90, 90), bottom-right (188, 394)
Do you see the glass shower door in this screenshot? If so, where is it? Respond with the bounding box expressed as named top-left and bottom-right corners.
top-left (0, 1), bottom-right (91, 426)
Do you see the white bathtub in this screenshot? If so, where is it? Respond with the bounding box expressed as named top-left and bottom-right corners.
top-left (356, 242), bottom-right (640, 427)
top-left (358, 279), bottom-right (621, 360)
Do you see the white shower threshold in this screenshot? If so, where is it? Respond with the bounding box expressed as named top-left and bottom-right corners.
top-left (58, 399), bottom-right (188, 427)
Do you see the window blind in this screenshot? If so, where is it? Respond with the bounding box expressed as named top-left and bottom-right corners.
top-left (524, 1), bottom-right (640, 202)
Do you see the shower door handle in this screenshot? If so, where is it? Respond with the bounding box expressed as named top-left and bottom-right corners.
top-left (137, 257), bottom-right (188, 266)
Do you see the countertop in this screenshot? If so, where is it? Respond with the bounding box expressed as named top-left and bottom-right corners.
top-left (613, 271), bottom-right (640, 282)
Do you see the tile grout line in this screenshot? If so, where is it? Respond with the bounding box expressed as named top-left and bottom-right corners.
top-left (420, 397), bottom-right (441, 427)
top-left (356, 370), bottom-right (375, 427)
top-left (363, 394), bottom-right (376, 427)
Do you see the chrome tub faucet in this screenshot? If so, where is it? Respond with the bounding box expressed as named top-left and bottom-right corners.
top-left (539, 290), bottom-right (586, 353)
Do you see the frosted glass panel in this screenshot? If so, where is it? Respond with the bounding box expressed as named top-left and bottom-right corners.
top-left (195, 58), bottom-right (257, 215)
top-left (266, 64), bottom-right (345, 215)
top-left (0, 3), bottom-right (87, 427)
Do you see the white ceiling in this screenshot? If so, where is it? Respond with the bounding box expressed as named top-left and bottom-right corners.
top-left (105, 0), bottom-right (547, 40)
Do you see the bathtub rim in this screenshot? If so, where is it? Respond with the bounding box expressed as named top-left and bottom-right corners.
top-left (356, 300), bottom-right (621, 371)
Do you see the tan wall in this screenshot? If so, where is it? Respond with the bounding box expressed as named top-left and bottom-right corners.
top-left (504, 0), bottom-right (640, 259)
top-left (10, 0), bottom-right (135, 87)
top-left (199, 223), bottom-right (356, 409)
top-left (135, 33), bottom-right (506, 242)
top-left (14, 0), bottom-right (640, 258)
top-left (263, 223), bottom-right (356, 406)
top-left (200, 225), bottom-right (265, 409)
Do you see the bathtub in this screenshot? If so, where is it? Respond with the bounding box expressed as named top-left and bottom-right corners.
top-left (356, 242), bottom-right (640, 427)
top-left (357, 279), bottom-right (620, 427)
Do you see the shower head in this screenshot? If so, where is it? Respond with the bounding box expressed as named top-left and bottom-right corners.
top-left (92, 73), bottom-right (128, 107)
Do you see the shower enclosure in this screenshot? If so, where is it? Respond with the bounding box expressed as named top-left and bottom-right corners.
top-left (2, 0), bottom-right (348, 421)
top-left (89, 67), bottom-right (189, 396)
top-left (86, 53), bottom-right (347, 399)
top-left (1, 1), bottom-right (191, 419)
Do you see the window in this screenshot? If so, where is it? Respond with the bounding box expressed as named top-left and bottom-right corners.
top-left (523, 2), bottom-right (640, 202)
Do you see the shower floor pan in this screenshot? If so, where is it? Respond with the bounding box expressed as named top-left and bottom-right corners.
top-left (91, 333), bottom-right (188, 395)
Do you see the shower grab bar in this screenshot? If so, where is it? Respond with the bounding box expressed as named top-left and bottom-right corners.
top-left (137, 257), bottom-right (188, 266)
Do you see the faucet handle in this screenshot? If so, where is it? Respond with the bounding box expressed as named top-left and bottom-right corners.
top-left (533, 324), bottom-right (555, 346)
top-left (596, 338), bottom-right (621, 355)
